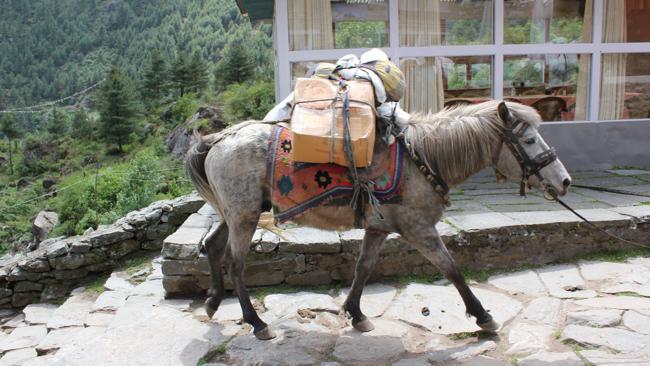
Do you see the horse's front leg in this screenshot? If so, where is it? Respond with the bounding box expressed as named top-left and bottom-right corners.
top-left (402, 228), bottom-right (499, 331)
top-left (343, 228), bottom-right (388, 332)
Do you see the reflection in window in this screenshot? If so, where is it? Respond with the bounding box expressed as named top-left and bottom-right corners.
top-left (600, 53), bottom-right (650, 120)
top-left (288, 0), bottom-right (388, 51)
top-left (505, 0), bottom-right (592, 44)
top-left (399, 0), bottom-right (493, 47)
top-left (290, 60), bottom-right (337, 89)
top-left (504, 54), bottom-right (591, 122)
top-left (401, 56), bottom-right (492, 114)
top-left (603, 0), bottom-right (650, 43)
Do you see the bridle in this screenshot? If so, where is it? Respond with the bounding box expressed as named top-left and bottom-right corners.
top-left (493, 107), bottom-right (558, 199)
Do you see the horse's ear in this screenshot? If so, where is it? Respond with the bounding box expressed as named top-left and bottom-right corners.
top-left (498, 102), bottom-right (514, 126)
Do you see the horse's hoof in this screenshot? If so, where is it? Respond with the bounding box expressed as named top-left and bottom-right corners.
top-left (477, 319), bottom-right (500, 332)
top-left (254, 326), bottom-right (277, 340)
top-left (352, 318), bottom-right (375, 332)
top-left (204, 297), bottom-right (221, 319)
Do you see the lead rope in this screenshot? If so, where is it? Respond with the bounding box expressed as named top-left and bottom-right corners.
top-left (555, 198), bottom-right (650, 250)
top-left (339, 81), bottom-right (383, 227)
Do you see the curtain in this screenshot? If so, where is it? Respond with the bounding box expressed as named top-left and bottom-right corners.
top-left (399, 0), bottom-right (444, 113)
top-left (574, 0), bottom-right (593, 121)
top-left (599, 0), bottom-right (627, 120)
top-left (288, 0), bottom-right (333, 51)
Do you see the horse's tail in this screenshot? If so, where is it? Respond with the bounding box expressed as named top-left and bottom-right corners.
top-left (186, 120), bottom-right (260, 215)
top-left (186, 131), bottom-right (219, 212)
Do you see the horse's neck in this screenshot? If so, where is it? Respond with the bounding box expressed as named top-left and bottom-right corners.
top-left (421, 116), bottom-right (501, 188)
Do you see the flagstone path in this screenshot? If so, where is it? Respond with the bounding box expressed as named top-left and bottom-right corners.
top-left (0, 253), bottom-right (649, 365)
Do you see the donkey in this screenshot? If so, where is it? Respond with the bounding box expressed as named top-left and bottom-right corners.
top-left (186, 101), bottom-right (572, 340)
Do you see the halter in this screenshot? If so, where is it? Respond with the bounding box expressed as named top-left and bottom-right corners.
top-left (494, 108), bottom-right (558, 197)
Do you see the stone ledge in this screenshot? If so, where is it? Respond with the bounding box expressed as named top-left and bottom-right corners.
top-left (163, 205), bottom-right (650, 297)
top-left (0, 193), bottom-right (205, 309)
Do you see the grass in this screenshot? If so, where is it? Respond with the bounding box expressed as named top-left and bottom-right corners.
top-left (196, 340), bottom-right (230, 366)
top-left (640, 201), bottom-right (650, 206)
top-left (81, 275), bottom-right (110, 295)
top-left (614, 291), bottom-right (643, 297)
top-left (121, 252), bottom-right (154, 277)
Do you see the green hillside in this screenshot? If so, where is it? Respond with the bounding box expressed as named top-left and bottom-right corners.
top-left (0, 0), bottom-right (275, 253)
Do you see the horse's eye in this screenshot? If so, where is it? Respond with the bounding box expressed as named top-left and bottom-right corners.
top-left (524, 137), bottom-right (536, 145)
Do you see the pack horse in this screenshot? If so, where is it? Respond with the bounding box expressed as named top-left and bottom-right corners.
top-left (186, 100), bottom-right (572, 340)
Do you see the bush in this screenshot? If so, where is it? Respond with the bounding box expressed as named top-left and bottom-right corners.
top-left (171, 93), bottom-right (199, 123)
top-left (221, 81), bottom-right (275, 124)
top-left (53, 148), bottom-right (192, 236)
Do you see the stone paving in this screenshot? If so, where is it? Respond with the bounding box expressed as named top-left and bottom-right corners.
top-left (447, 168), bottom-right (650, 215)
top-left (0, 254), bottom-right (649, 365)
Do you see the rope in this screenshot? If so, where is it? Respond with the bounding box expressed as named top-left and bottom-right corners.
top-left (0, 79), bottom-right (105, 114)
top-left (572, 184), bottom-right (650, 198)
top-left (556, 198), bottom-right (650, 250)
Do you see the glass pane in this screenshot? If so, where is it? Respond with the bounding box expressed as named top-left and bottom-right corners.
top-left (399, 0), bottom-right (493, 46)
top-left (603, 0), bottom-right (650, 43)
top-left (288, 0), bottom-right (388, 51)
top-left (504, 0), bottom-right (592, 44)
top-left (504, 54), bottom-right (591, 122)
top-left (600, 53), bottom-right (650, 120)
top-left (401, 56), bottom-right (493, 113)
top-left (290, 60), bottom-right (336, 89)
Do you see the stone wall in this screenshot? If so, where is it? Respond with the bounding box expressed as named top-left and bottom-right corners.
top-left (0, 193), bottom-right (204, 308)
top-left (162, 205), bottom-right (650, 296)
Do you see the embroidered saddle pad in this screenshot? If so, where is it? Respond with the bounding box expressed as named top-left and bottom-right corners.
top-left (267, 126), bottom-right (406, 222)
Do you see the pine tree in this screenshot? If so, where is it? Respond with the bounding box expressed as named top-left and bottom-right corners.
top-left (143, 50), bottom-right (168, 101)
top-left (0, 113), bottom-right (20, 175)
top-left (171, 53), bottom-right (191, 96)
top-left (71, 109), bottom-right (94, 140)
top-left (47, 107), bottom-right (69, 136)
top-left (188, 50), bottom-right (208, 94)
top-left (97, 68), bottom-right (141, 152)
top-left (213, 44), bottom-right (255, 92)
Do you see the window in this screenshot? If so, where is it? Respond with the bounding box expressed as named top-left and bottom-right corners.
top-left (399, 0), bottom-right (493, 46)
top-left (603, 0), bottom-right (650, 43)
top-left (600, 53), bottom-right (650, 120)
top-left (504, 54), bottom-right (590, 122)
top-left (290, 60), bottom-right (336, 89)
top-left (401, 56), bottom-right (493, 113)
top-left (288, 0), bottom-right (388, 51)
top-left (505, 0), bottom-right (592, 44)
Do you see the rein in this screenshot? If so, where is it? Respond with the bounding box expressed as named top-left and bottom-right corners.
top-left (555, 198), bottom-right (650, 250)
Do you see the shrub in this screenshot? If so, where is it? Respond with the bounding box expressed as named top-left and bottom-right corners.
top-left (172, 93), bottom-right (199, 123)
top-left (221, 81), bottom-right (275, 124)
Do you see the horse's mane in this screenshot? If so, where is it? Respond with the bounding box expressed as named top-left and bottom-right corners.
top-left (405, 100), bottom-right (542, 186)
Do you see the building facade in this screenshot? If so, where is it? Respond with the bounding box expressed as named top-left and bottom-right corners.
top-left (237, 0), bottom-right (650, 169)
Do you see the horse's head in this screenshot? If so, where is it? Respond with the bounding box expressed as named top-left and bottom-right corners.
top-left (493, 102), bottom-right (572, 199)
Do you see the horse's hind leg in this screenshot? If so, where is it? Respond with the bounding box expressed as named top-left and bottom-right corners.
top-left (343, 229), bottom-right (387, 332)
top-left (204, 222), bottom-right (229, 318)
top-left (227, 220), bottom-right (276, 340)
top-left (403, 228), bottom-right (499, 331)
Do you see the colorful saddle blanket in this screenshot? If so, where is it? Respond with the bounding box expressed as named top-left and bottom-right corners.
top-left (268, 126), bottom-right (406, 222)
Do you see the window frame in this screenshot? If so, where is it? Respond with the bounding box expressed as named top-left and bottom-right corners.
top-left (274, 0), bottom-right (650, 122)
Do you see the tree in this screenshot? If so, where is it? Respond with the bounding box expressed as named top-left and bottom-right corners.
top-left (97, 68), bottom-right (141, 152)
top-left (213, 44), bottom-right (255, 92)
top-left (47, 107), bottom-right (69, 136)
top-left (143, 50), bottom-right (169, 102)
top-left (188, 50), bottom-right (208, 94)
top-left (71, 109), bottom-right (94, 140)
top-left (171, 53), bottom-right (191, 96)
top-left (0, 113), bottom-right (20, 175)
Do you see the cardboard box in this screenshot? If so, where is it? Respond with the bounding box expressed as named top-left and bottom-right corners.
top-left (291, 78), bottom-right (376, 167)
